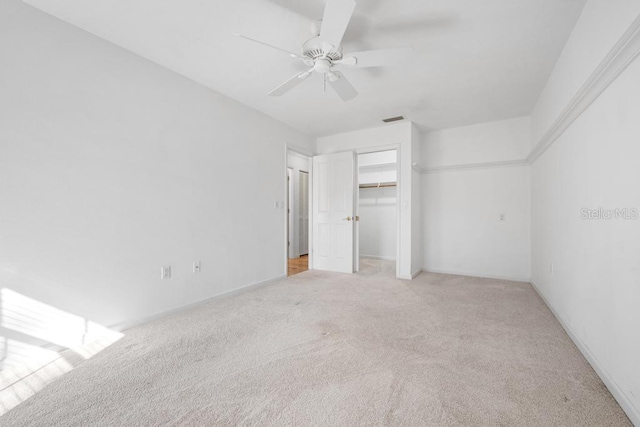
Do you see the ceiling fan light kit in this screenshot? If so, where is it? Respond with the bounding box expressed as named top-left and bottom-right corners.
top-left (234, 0), bottom-right (412, 102)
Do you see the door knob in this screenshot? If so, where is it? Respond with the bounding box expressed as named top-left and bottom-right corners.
top-left (343, 216), bottom-right (352, 221)
top-left (355, 216), bottom-right (360, 221)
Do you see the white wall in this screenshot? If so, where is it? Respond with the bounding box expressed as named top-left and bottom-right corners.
top-left (529, 1), bottom-right (640, 422)
top-left (287, 151), bottom-right (310, 258)
top-left (422, 167), bottom-right (531, 281)
top-left (0, 1), bottom-right (313, 330)
top-left (421, 117), bottom-right (531, 281)
top-left (423, 116), bottom-right (530, 169)
top-left (316, 122), bottom-right (416, 279)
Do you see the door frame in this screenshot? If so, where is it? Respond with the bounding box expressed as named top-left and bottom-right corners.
top-left (284, 145), bottom-right (313, 275)
top-left (298, 170), bottom-right (310, 256)
top-left (287, 167), bottom-right (293, 258)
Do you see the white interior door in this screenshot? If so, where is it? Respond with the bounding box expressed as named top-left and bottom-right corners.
top-left (312, 151), bottom-right (355, 273)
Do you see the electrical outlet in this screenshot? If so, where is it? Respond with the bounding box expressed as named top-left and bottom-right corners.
top-left (161, 266), bottom-right (171, 280)
top-left (193, 261), bottom-right (201, 273)
top-left (500, 214), bottom-right (505, 221)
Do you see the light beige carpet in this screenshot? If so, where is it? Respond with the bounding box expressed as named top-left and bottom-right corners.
top-left (1, 259), bottom-right (630, 426)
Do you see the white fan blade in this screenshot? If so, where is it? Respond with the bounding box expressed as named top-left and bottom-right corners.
top-left (269, 71), bottom-right (312, 96)
top-left (328, 72), bottom-right (357, 101)
top-left (320, 0), bottom-right (356, 49)
top-left (233, 33), bottom-right (304, 59)
top-left (336, 47), bottom-right (413, 68)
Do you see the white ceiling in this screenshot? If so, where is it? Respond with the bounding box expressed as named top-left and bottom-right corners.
top-left (22, 0), bottom-right (586, 137)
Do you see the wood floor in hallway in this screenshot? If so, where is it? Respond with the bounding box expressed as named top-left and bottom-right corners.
top-left (287, 255), bottom-right (308, 276)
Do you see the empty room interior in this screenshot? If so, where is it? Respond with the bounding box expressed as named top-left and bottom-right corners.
top-left (1, 0), bottom-right (639, 425)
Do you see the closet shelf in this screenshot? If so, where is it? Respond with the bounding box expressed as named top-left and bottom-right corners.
top-left (359, 181), bottom-right (397, 189)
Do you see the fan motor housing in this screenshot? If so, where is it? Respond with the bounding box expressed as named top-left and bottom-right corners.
top-left (302, 36), bottom-right (343, 62)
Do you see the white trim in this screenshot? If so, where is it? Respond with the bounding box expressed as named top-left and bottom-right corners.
top-left (411, 269), bottom-right (422, 279)
top-left (530, 281), bottom-right (639, 426)
top-left (354, 153), bottom-right (360, 273)
top-left (283, 144), bottom-right (290, 275)
top-left (287, 148), bottom-right (312, 162)
top-left (307, 159), bottom-right (314, 271)
top-left (109, 275), bottom-right (286, 332)
top-left (422, 268), bottom-right (530, 283)
top-left (286, 167), bottom-right (294, 258)
top-left (421, 159), bottom-right (529, 174)
top-left (528, 13), bottom-right (640, 163)
top-left (395, 144), bottom-right (402, 280)
top-left (354, 144), bottom-right (400, 155)
top-left (285, 142), bottom-right (314, 160)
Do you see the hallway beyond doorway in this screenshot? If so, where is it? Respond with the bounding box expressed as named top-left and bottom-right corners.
top-left (287, 255), bottom-right (308, 276)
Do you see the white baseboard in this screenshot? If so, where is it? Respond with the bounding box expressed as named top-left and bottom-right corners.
top-left (360, 254), bottom-right (396, 261)
top-left (422, 268), bottom-right (530, 283)
top-left (530, 281), bottom-right (639, 426)
top-left (109, 275), bottom-right (286, 333)
top-left (411, 269), bottom-right (422, 279)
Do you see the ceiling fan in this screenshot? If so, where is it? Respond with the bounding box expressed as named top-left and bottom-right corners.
top-left (234, 0), bottom-right (412, 101)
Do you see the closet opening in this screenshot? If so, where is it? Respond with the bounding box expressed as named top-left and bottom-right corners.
top-left (356, 150), bottom-right (398, 274)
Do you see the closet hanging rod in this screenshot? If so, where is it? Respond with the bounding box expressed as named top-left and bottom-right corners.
top-left (358, 181), bottom-right (397, 189)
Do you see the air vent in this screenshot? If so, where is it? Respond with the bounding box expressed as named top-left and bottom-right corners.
top-left (382, 116), bottom-right (405, 123)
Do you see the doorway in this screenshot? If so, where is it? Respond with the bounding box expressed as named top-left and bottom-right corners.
top-left (356, 150), bottom-right (398, 274)
top-left (287, 151), bottom-right (311, 276)
top-left (298, 171), bottom-right (309, 256)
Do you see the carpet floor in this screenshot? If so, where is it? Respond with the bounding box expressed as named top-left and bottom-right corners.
top-left (1, 259), bottom-right (630, 426)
